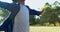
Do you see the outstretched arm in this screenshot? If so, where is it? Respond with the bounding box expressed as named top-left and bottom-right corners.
top-left (26, 6), bottom-right (41, 16)
top-left (26, 6), bottom-right (46, 16)
top-left (0, 1), bottom-right (10, 9)
top-left (29, 9), bottom-right (41, 16)
top-left (0, 1), bottom-right (11, 30)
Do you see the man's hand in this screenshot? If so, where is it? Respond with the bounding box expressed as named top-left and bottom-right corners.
top-left (41, 9), bottom-right (46, 15)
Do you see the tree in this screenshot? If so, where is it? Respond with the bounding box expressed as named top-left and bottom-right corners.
top-left (40, 2), bottom-right (60, 26)
top-left (39, 3), bottom-right (52, 26)
top-left (29, 15), bottom-right (36, 25)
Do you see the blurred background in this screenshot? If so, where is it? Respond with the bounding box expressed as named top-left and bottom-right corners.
top-left (0, 0), bottom-right (60, 32)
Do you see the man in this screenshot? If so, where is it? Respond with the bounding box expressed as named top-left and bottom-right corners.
top-left (0, 0), bottom-right (45, 32)
top-left (13, 0), bottom-right (45, 32)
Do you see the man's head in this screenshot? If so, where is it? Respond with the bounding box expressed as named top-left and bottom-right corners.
top-left (12, 0), bottom-right (25, 4)
top-left (12, 0), bottom-right (25, 2)
top-left (12, 0), bottom-right (18, 2)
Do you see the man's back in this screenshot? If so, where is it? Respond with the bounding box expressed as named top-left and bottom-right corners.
top-left (13, 4), bottom-right (29, 32)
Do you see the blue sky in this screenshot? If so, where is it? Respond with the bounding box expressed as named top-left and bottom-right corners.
top-left (0, 0), bottom-right (60, 11)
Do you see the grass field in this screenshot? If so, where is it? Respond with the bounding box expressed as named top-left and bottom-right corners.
top-left (30, 26), bottom-right (60, 32)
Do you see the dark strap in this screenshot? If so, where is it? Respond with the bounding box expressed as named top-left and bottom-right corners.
top-left (9, 2), bottom-right (20, 19)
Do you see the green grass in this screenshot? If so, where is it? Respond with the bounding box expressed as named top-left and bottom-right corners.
top-left (30, 26), bottom-right (60, 32)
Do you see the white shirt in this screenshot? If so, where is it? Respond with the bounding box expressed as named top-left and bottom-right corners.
top-left (13, 4), bottom-right (29, 32)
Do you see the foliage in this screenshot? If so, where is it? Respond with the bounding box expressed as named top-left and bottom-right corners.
top-left (29, 15), bottom-right (36, 25)
top-left (39, 1), bottom-right (60, 26)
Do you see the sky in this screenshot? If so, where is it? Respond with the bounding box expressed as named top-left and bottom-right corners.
top-left (25, 0), bottom-right (60, 11)
top-left (0, 0), bottom-right (60, 11)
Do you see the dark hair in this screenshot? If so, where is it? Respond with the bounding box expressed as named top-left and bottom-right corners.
top-left (12, 0), bottom-right (18, 2)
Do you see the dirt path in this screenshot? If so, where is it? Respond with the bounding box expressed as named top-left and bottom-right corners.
top-left (30, 26), bottom-right (60, 32)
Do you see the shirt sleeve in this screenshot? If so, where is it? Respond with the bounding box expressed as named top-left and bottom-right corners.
top-left (26, 6), bottom-right (41, 16)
